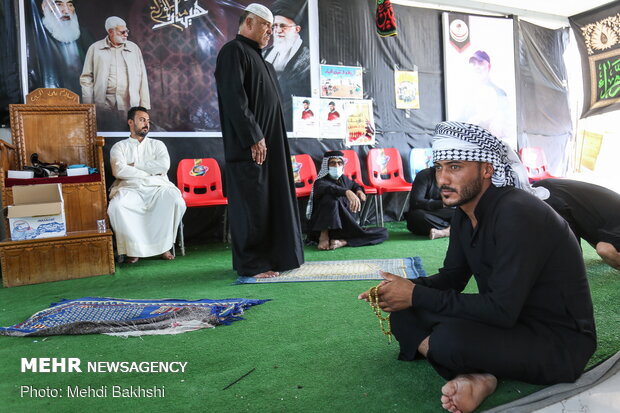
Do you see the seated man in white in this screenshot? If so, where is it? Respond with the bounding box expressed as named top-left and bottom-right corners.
top-left (108, 106), bottom-right (186, 263)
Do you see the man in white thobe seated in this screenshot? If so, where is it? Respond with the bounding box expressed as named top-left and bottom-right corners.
top-left (108, 106), bottom-right (186, 264)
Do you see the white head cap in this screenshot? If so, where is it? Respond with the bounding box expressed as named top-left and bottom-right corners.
top-left (244, 3), bottom-right (273, 23)
top-left (105, 16), bottom-right (126, 31)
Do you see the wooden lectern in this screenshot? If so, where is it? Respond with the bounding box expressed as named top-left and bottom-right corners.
top-left (0, 88), bottom-right (115, 287)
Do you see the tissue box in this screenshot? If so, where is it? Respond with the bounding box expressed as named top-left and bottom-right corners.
top-left (67, 167), bottom-right (89, 177)
top-left (7, 170), bottom-right (35, 179)
top-left (7, 184), bottom-right (66, 240)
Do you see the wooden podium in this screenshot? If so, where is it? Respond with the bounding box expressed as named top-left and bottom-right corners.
top-left (0, 88), bottom-right (115, 287)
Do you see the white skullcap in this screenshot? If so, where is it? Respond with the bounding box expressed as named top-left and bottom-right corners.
top-left (244, 3), bottom-right (273, 23)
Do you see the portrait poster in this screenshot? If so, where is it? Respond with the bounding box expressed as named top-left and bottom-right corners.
top-left (318, 98), bottom-right (345, 139)
top-left (394, 70), bottom-right (420, 109)
top-left (319, 64), bottom-right (364, 99)
top-left (569, 4), bottom-right (620, 118)
top-left (22, 0), bottom-right (311, 133)
top-left (292, 96), bottom-right (319, 138)
top-left (442, 12), bottom-right (517, 149)
top-left (342, 99), bottom-right (375, 147)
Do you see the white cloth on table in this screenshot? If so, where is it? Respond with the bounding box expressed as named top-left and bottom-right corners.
top-left (108, 137), bottom-right (186, 257)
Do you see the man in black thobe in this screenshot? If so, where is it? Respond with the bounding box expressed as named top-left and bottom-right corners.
top-left (306, 151), bottom-right (387, 250)
top-left (215, 3), bottom-right (304, 278)
top-left (533, 178), bottom-right (620, 270)
top-left (406, 166), bottom-right (455, 239)
top-left (360, 122), bottom-right (596, 413)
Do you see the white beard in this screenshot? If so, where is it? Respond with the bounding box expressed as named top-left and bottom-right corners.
top-left (42, 8), bottom-right (81, 43)
top-left (265, 36), bottom-right (302, 72)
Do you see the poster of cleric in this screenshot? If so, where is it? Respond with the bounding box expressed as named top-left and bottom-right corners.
top-left (23, 0), bottom-right (310, 133)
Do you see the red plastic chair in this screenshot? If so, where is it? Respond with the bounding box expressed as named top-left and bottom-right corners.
top-left (290, 154), bottom-right (317, 198)
top-left (341, 149), bottom-right (379, 226)
top-left (519, 147), bottom-right (557, 182)
top-left (367, 148), bottom-right (413, 225)
top-left (176, 158), bottom-right (228, 254)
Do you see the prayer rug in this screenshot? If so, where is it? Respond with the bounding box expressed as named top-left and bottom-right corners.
top-left (236, 257), bottom-right (426, 284)
top-left (0, 297), bottom-right (269, 337)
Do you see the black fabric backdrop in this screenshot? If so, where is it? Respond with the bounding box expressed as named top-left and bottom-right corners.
top-left (2, 0), bottom-right (573, 243)
top-left (517, 20), bottom-right (572, 176)
top-left (0, 0), bottom-right (22, 126)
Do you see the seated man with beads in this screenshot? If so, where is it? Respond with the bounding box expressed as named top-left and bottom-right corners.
top-left (359, 122), bottom-right (596, 413)
top-left (306, 151), bottom-right (388, 250)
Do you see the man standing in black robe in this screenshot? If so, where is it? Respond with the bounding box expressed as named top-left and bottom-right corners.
top-left (307, 151), bottom-right (388, 250)
top-left (215, 3), bottom-right (304, 278)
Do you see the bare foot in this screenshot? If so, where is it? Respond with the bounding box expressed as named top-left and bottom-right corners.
top-left (430, 227), bottom-right (450, 240)
top-left (318, 238), bottom-right (331, 250)
top-left (161, 251), bottom-right (175, 260)
top-left (252, 270), bottom-right (280, 279)
top-left (329, 239), bottom-right (348, 249)
top-left (440, 374), bottom-right (497, 413)
top-left (125, 256), bottom-right (139, 264)
top-left (318, 230), bottom-right (331, 250)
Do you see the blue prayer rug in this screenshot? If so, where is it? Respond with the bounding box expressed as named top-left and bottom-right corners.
top-left (0, 297), bottom-right (269, 337)
top-left (236, 257), bottom-right (427, 284)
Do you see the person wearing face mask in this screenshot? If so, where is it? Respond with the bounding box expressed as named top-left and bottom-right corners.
top-left (306, 151), bottom-right (388, 250)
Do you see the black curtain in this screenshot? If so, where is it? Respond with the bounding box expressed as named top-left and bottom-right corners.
top-left (0, 0), bottom-right (22, 126)
top-left (517, 20), bottom-right (572, 175)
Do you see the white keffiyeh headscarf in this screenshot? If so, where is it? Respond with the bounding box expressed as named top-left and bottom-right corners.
top-left (432, 121), bottom-right (549, 200)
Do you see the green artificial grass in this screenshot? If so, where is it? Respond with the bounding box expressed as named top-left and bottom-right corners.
top-left (0, 222), bottom-right (618, 412)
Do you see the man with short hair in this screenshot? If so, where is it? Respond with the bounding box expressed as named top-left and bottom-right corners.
top-left (263, 0), bottom-right (310, 130)
top-left (359, 122), bottom-right (596, 413)
top-left (107, 107), bottom-right (186, 264)
top-left (301, 99), bottom-right (314, 119)
top-left (215, 3), bottom-right (304, 278)
top-left (27, 0), bottom-right (93, 95)
top-left (307, 151), bottom-right (387, 250)
top-left (456, 50), bottom-right (513, 143)
top-left (80, 16), bottom-right (150, 112)
top-left (327, 101), bottom-right (340, 121)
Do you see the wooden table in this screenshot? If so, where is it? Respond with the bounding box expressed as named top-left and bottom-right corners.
top-left (0, 230), bottom-right (115, 287)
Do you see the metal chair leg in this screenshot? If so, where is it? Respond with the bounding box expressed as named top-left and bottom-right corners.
top-left (398, 192), bottom-right (411, 221)
top-left (177, 221), bottom-right (185, 256)
top-left (377, 194), bottom-right (384, 227)
top-left (222, 206), bottom-right (229, 243)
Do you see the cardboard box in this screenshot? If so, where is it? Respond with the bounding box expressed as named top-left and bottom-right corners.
top-left (7, 170), bottom-right (35, 179)
top-left (7, 184), bottom-right (66, 240)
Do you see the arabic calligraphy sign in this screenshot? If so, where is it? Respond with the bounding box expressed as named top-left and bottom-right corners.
top-left (589, 49), bottom-right (620, 109)
top-left (150, 0), bottom-right (208, 31)
top-left (569, 5), bottom-right (620, 118)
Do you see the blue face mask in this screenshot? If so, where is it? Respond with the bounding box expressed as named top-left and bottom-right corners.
top-left (328, 166), bottom-right (344, 180)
